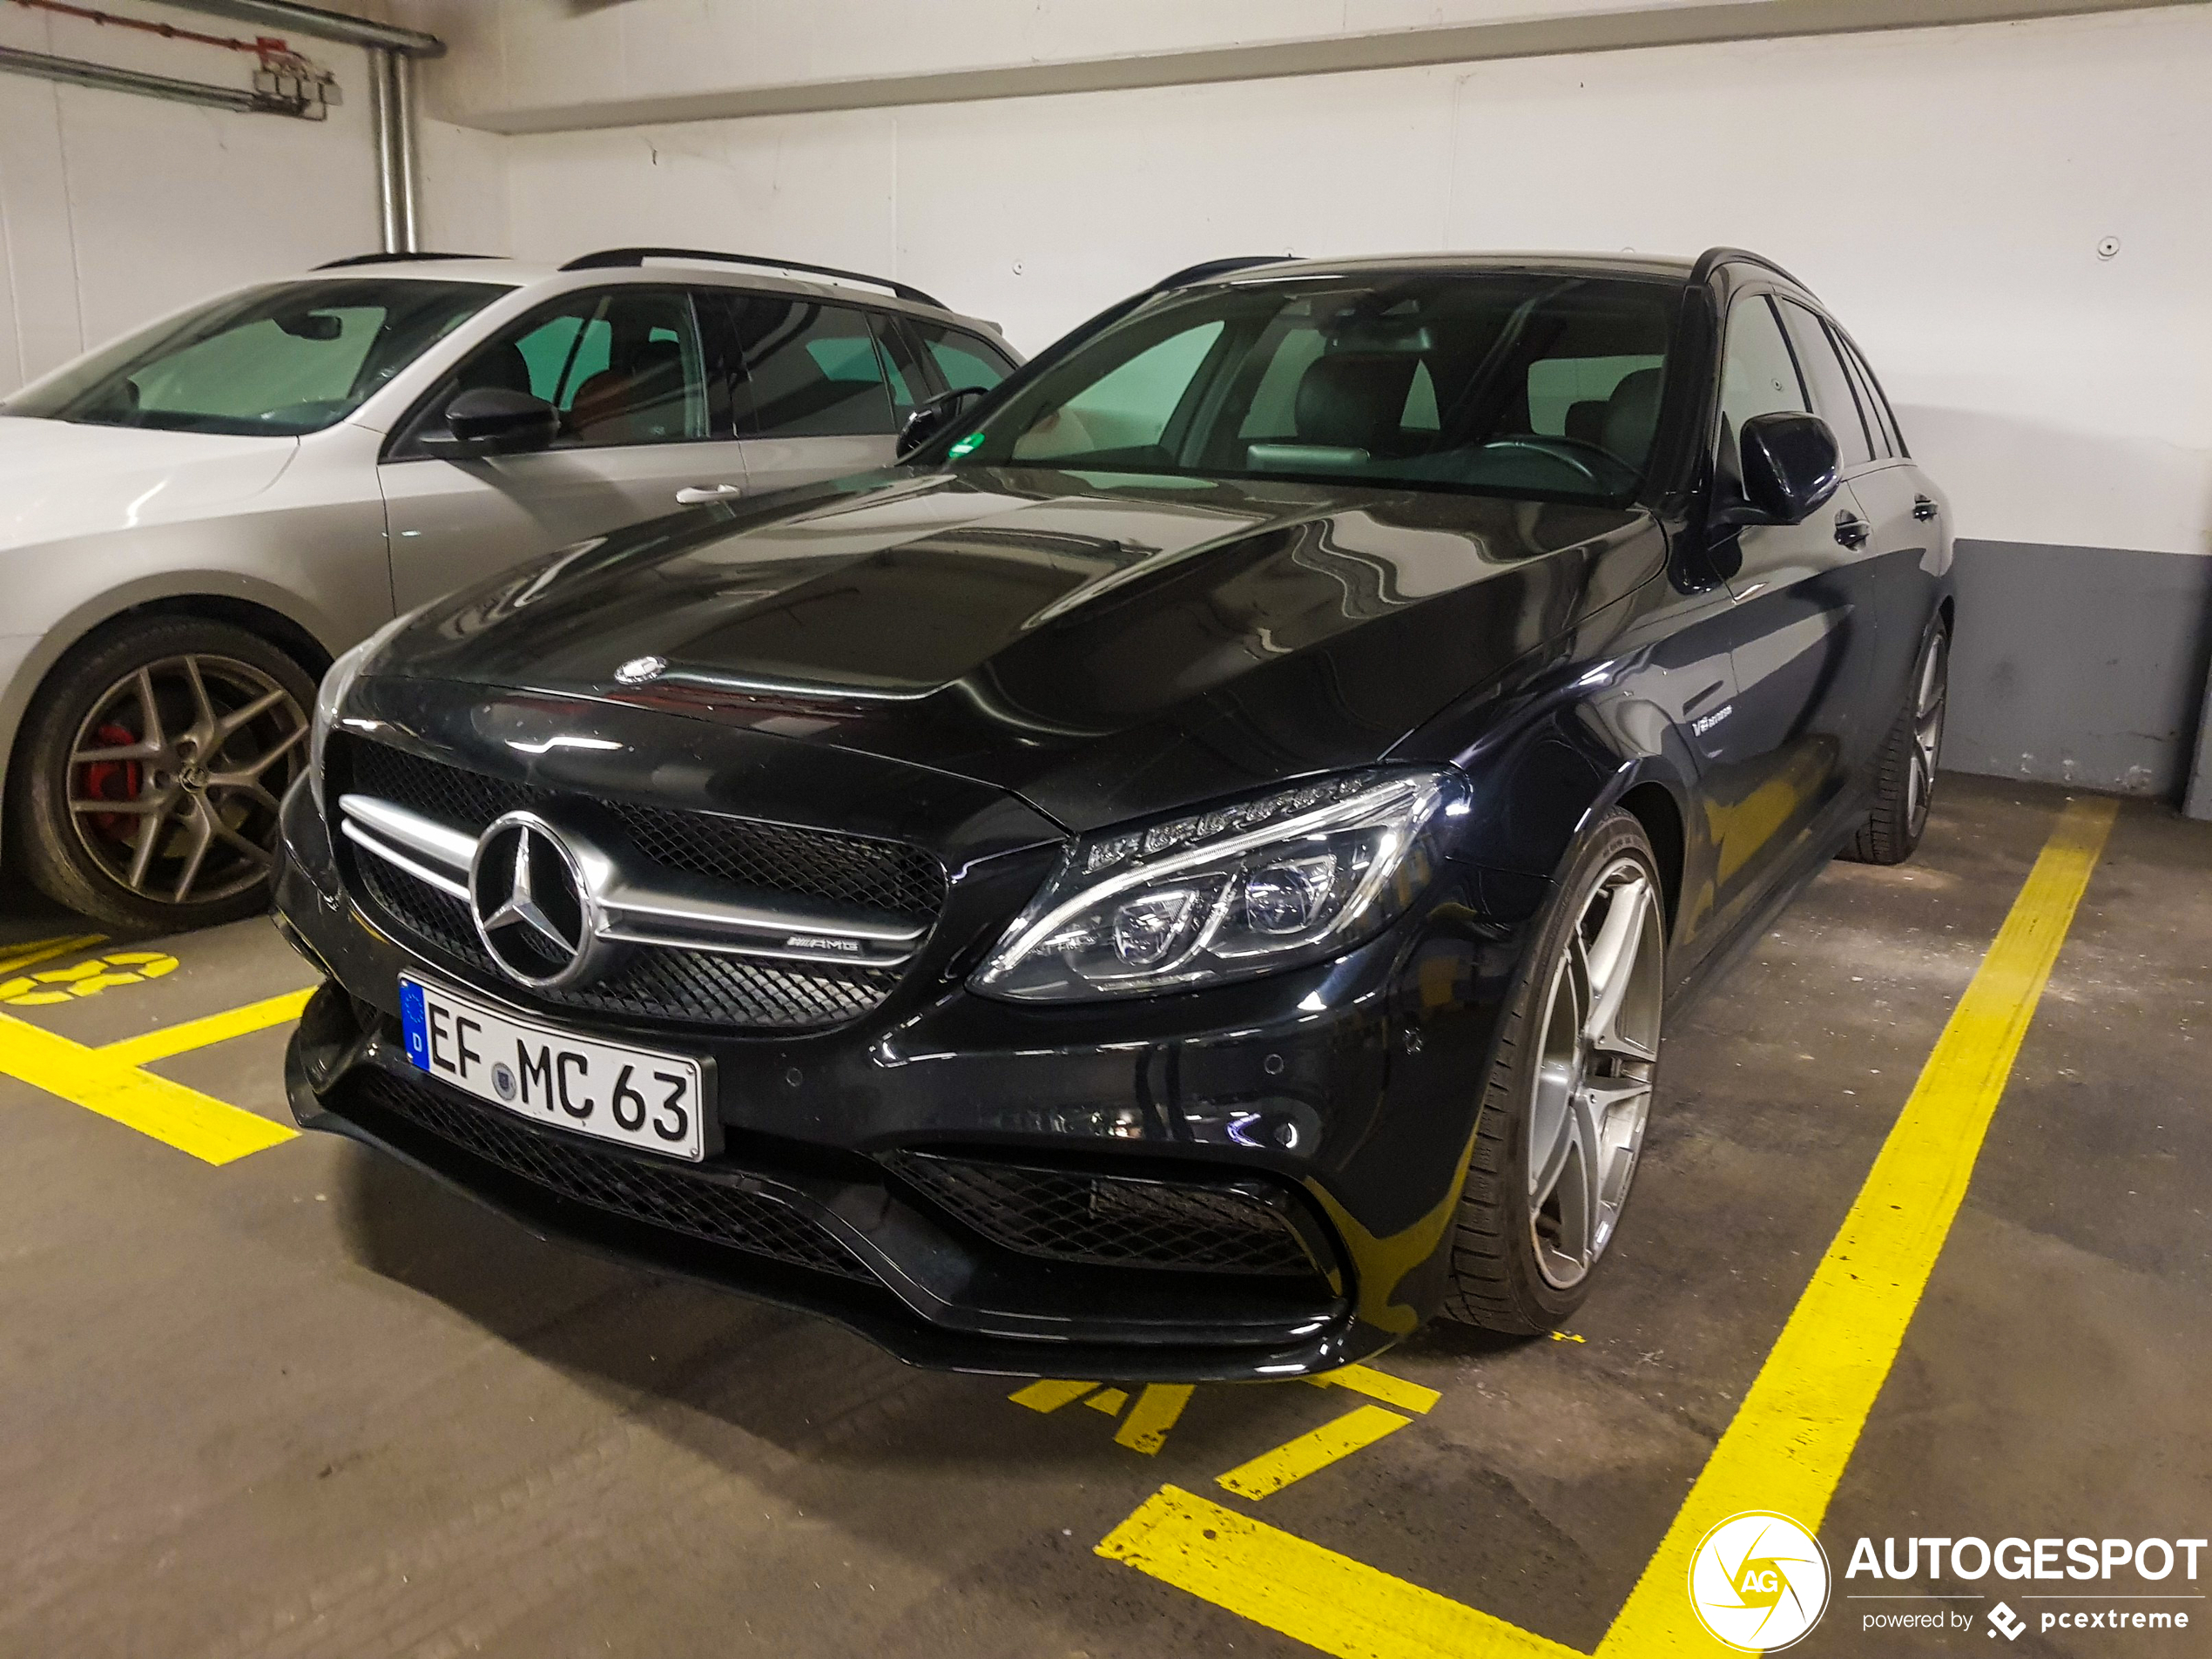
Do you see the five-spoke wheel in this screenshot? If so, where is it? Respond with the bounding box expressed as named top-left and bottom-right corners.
top-left (11, 617), bottom-right (315, 932)
top-left (1445, 808), bottom-right (1666, 1332)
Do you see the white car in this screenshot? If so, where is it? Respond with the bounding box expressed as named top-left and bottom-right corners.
top-left (0, 247), bottom-right (1018, 932)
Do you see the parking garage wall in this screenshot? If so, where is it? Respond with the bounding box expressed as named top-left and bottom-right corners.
top-left (0, 0), bottom-right (395, 396)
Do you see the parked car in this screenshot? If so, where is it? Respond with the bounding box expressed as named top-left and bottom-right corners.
top-left (0, 248), bottom-right (1018, 932)
top-left (276, 248), bottom-right (1951, 1378)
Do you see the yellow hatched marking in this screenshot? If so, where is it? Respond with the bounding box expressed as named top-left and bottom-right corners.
top-left (1305, 1362), bottom-right (1440, 1414)
top-left (103, 987), bottom-right (316, 1068)
top-left (1086, 1387), bottom-right (1130, 1415)
top-left (0, 1011), bottom-right (295, 1165)
top-left (0, 934), bottom-right (105, 978)
top-left (1009, 1379), bottom-right (1098, 1413)
top-left (1097, 797), bottom-right (2117, 1659)
top-left (1100, 1486), bottom-right (1581, 1659)
top-left (1115, 1384), bottom-right (1193, 1454)
top-left (1217, 1404), bottom-right (1413, 1501)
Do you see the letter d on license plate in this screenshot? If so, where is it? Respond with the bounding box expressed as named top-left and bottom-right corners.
top-left (399, 975), bottom-right (714, 1162)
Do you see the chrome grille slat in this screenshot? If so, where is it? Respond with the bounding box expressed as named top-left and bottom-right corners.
top-left (334, 737), bottom-right (938, 1031)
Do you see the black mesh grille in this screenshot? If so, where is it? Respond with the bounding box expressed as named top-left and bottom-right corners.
top-left (886, 1152), bottom-right (1321, 1277)
top-left (354, 853), bottom-right (901, 1030)
top-left (343, 738), bottom-right (944, 920)
top-left (337, 736), bottom-right (935, 1030)
top-left (342, 1065), bottom-right (873, 1280)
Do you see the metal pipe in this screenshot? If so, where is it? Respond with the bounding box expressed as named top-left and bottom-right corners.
top-left (390, 49), bottom-right (420, 252)
top-left (367, 47), bottom-right (402, 253)
top-left (0, 41), bottom-right (260, 109)
top-left (153, 0), bottom-right (442, 57)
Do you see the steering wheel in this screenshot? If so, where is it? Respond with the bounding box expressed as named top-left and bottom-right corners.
top-left (1476, 435), bottom-right (1630, 487)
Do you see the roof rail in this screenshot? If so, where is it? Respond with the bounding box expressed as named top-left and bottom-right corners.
top-left (557, 247), bottom-right (946, 309)
top-left (1151, 255), bottom-right (1295, 293)
top-left (314, 252), bottom-right (496, 269)
top-left (1689, 246), bottom-right (1815, 293)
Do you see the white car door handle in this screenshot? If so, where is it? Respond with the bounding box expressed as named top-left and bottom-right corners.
top-left (674, 483), bottom-right (743, 504)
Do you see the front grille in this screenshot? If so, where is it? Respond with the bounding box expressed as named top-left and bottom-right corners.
top-left (336, 737), bottom-right (938, 1031)
top-left (886, 1151), bottom-right (1323, 1277)
top-left (345, 739), bottom-right (944, 918)
top-left (342, 1064), bottom-right (873, 1280)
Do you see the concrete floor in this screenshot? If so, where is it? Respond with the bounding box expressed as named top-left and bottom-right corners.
top-left (0, 772), bottom-right (2204, 1659)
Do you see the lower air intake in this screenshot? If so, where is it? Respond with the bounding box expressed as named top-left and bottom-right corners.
top-left (341, 1065), bottom-right (872, 1281)
top-left (884, 1150), bottom-right (1324, 1277)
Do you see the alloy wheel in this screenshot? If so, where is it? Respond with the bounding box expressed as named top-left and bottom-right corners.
top-left (65, 653), bottom-right (308, 907)
top-left (1525, 856), bottom-right (1665, 1289)
top-left (1905, 631), bottom-right (1948, 840)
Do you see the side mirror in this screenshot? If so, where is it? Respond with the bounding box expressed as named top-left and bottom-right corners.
top-left (896, 386), bottom-right (988, 460)
top-left (1719, 411), bottom-right (1840, 527)
top-left (421, 388), bottom-right (559, 458)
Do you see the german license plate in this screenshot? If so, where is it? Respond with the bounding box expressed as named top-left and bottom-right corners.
top-left (398, 974), bottom-right (712, 1162)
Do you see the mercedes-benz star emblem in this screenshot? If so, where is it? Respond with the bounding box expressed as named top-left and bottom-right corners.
top-left (469, 813), bottom-right (596, 988)
top-left (613, 655), bottom-right (667, 685)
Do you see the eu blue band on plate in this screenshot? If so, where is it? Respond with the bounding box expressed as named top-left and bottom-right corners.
top-left (399, 978), bottom-right (429, 1069)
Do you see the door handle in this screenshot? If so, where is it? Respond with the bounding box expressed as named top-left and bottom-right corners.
top-left (1912, 495), bottom-right (1939, 522)
top-left (1833, 510), bottom-right (1871, 550)
top-left (675, 483), bottom-right (743, 505)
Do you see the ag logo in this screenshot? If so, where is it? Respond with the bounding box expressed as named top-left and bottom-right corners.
top-left (1687, 1511), bottom-right (1831, 1650)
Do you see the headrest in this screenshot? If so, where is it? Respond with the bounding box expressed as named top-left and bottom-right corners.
top-left (1295, 353), bottom-right (1422, 451)
top-left (1601, 367), bottom-right (1665, 465)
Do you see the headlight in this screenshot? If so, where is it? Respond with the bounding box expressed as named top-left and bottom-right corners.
top-left (311, 608), bottom-right (421, 799)
top-left (970, 768), bottom-right (1466, 1002)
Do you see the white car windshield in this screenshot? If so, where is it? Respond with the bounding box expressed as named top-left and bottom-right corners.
top-left (942, 271), bottom-right (1679, 505)
top-left (2, 278), bottom-right (508, 437)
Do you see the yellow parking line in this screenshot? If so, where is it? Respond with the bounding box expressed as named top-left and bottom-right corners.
top-left (101, 986), bottom-right (316, 1068)
top-left (1217, 1404), bottom-right (1413, 1500)
top-left (1098, 796), bottom-right (2118, 1657)
top-left (1116, 1384), bottom-right (1194, 1454)
top-left (1100, 1486), bottom-right (1581, 1659)
top-left (1010, 1379), bottom-right (1099, 1413)
top-left (1595, 792), bottom-right (2118, 1651)
top-left (0, 1011), bottom-right (296, 1165)
top-left (1306, 1363), bottom-right (1440, 1414)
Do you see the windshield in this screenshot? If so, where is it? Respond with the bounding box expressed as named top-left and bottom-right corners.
top-left (946, 272), bottom-right (1678, 503)
top-left (2, 278), bottom-right (507, 437)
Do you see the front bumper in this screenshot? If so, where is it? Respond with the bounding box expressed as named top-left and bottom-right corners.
top-left (275, 774), bottom-right (1538, 1380)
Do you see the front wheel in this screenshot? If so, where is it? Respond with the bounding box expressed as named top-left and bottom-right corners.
top-left (1441, 809), bottom-right (1666, 1334)
top-left (10, 617), bottom-right (315, 933)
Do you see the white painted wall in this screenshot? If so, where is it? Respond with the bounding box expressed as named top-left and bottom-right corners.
top-left (0, 0), bottom-right (390, 396)
top-left (425, 4), bottom-right (2210, 563)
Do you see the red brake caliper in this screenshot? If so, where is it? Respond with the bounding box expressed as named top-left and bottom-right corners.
top-left (78, 722), bottom-right (144, 845)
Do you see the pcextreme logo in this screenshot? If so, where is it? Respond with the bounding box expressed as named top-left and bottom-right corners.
top-left (1688, 1511), bottom-right (1833, 1650)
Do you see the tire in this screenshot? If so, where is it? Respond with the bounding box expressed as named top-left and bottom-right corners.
top-left (1840, 624), bottom-right (1948, 867)
top-left (1441, 809), bottom-right (1666, 1334)
top-left (10, 616), bottom-right (316, 934)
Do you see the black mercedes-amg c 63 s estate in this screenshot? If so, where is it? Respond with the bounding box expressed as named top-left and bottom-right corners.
top-left (275, 247), bottom-right (1952, 1379)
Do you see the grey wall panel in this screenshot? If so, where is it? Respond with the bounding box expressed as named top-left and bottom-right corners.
top-left (1946, 539), bottom-right (2212, 799)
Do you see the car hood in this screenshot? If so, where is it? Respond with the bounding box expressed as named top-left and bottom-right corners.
top-left (0, 416), bottom-right (298, 550)
top-left (375, 468), bottom-right (1658, 833)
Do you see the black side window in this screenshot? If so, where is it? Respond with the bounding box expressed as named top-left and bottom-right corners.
top-left (908, 320), bottom-right (1019, 396)
top-left (725, 296), bottom-right (896, 437)
top-left (420, 287), bottom-right (712, 451)
top-left (1775, 300), bottom-right (1873, 469)
top-left (1838, 333), bottom-right (1907, 458)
